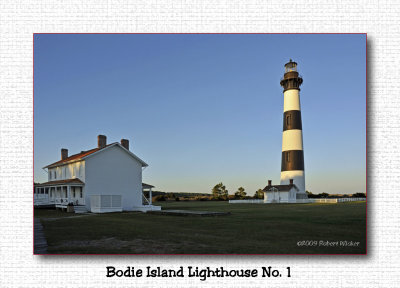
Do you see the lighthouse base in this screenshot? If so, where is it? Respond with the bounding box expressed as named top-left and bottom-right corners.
top-left (280, 170), bottom-right (306, 194)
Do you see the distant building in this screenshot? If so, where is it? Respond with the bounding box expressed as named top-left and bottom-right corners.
top-left (34, 135), bottom-right (160, 213)
top-left (262, 179), bottom-right (298, 203)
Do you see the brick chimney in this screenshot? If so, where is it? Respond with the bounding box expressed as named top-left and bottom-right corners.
top-left (121, 139), bottom-right (129, 150)
top-left (268, 180), bottom-right (272, 186)
top-left (98, 135), bottom-right (106, 148)
top-left (61, 148), bottom-right (68, 160)
top-left (290, 179), bottom-right (294, 185)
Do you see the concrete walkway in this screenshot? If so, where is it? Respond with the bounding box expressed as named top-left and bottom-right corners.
top-left (34, 218), bottom-right (48, 254)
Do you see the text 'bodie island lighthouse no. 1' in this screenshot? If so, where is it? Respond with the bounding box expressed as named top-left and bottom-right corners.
top-left (279, 59), bottom-right (307, 199)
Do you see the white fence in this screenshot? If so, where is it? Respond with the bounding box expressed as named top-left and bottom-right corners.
top-left (294, 199), bottom-right (339, 203)
top-left (337, 197), bottom-right (366, 202)
top-left (310, 198), bottom-right (366, 203)
top-left (229, 198), bottom-right (366, 204)
top-left (229, 199), bottom-right (265, 204)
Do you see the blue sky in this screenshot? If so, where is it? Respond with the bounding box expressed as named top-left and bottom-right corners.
top-left (34, 34), bottom-right (366, 195)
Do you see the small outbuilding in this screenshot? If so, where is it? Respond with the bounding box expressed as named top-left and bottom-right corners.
top-left (262, 179), bottom-right (299, 203)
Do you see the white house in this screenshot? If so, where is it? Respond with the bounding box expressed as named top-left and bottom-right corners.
top-left (262, 179), bottom-right (299, 203)
top-left (34, 135), bottom-right (161, 213)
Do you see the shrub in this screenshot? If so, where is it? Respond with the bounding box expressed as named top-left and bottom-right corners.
top-left (154, 195), bottom-right (166, 202)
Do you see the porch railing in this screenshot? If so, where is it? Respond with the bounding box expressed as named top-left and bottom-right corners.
top-left (34, 194), bottom-right (50, 205)
top-left (55, 198), bottom-right (85, 205)
top-left (55, 198), bottom-right (69, 205)
top-left (142, 194), bottom-right (151, 205)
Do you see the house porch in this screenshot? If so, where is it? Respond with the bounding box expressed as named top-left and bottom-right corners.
top-left (34, 179), bottom-right (85, 211)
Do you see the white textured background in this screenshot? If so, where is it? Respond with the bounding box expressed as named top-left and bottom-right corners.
top-left (0, 0), bottom-right (398, 287)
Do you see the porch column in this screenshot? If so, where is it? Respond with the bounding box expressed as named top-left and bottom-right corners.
top-left (81, 186), bottom-right (84, 205)
top-left (67, 185), bottom-right (71, 204)
top-left (149, 188), bottom-right (152, 205)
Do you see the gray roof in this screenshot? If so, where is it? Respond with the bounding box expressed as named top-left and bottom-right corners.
top-left (142, 183), bottom-right (154, 189)
top-left (262, 184), bottom-right (298, 192)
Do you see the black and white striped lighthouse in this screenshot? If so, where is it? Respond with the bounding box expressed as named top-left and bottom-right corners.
top-left (279, 60), bottom-right (307, 198)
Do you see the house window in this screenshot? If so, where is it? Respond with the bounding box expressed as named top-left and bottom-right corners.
top-left (54, 171), bottom-right (57, 179)
top-left (72, 187), bottom-right (76, 198)
top-left (80, 190), bottom-right (83, 198)
top-left (286, 115), bottom-right (291, 126)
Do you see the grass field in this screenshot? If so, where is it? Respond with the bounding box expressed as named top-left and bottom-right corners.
top-left (35, 201), bottom-right (366, 254)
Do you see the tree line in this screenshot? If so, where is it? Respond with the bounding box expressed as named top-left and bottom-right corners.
top-left (211, 182), bottom-right (264, 201)
top-left (151, 183), bottom-right (366, 202)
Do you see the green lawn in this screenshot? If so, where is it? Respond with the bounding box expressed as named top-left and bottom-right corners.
top-left (35, 201), bottom-right (366, 254)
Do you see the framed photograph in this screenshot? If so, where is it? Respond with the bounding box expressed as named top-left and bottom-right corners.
top-left (33, 33), bottom-right (366, 255)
